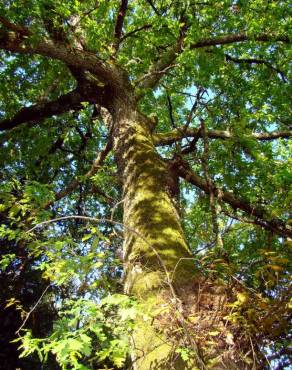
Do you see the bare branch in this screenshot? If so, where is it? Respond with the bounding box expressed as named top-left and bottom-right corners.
top-left (136, 31), bottom-right (288, 93)
top-left (177, 89), bottom-right (205, 154)
top-left (153, 128), bottom-right (292, 146)
top-left (136, 63), bottom-right (178, 87)
top-left (221, 209), bottom-right (284, 235)
top-left (252, 131), bottom-right (292, 140)
top-left (166, 93), bottom-right (176, 128)
top-left (174, 156), bottom-right (292, 238)
top-left (91, 183), bottom-right (114, 203)
top-left (15, 285), bottom-right (50, 335)
top-left (180, 128), bottom-right (201, 155)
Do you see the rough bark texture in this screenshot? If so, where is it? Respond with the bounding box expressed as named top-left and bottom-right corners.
top-left (107, 95), bottom-right (251, 369)
top-left (108, 94), bottom-right (197, 368)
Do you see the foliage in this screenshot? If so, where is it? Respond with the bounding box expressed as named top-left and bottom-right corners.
top-left (16, 295), bottom-right (137, 369)
top-left (0, 0), bottom-right (291, 368)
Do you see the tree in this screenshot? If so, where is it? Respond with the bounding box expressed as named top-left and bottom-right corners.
top-left (0, 1), bottom-right (291, 369)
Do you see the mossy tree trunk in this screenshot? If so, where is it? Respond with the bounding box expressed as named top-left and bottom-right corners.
top-left (106, 88), bottom-right (251, 370)
top-left (108, 95), bottom-right (196, 369)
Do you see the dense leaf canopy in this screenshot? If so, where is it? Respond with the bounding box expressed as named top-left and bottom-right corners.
top-left (0, 1), bottom-right (291, 369)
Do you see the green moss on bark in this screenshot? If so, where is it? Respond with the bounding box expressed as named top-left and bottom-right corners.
top-left (114, 110), bottom-right (197, 368)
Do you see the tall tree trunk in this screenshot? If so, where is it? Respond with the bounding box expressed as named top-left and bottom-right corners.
top-left (109, 96), bottom-right (251, 369)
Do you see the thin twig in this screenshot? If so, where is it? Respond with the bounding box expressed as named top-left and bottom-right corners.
top-left (171, 257), bottom-right (196, 282)
top-left (135, 64), bottom-right (178, 85)
top-left (225, 54), bottom-right (288, 83)
top-left (201, 120), bottom-right (223, 248)
top-left (15, 285), bottom-right (50, 336)
top-left (121, 24), bottom-right (152, 42)
top-left (44, 137), bottom-right (112, 208)
top-left (249, 336), bottom-right (257, 369)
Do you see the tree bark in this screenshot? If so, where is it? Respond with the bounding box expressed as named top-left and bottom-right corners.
top-left (108, 94), bottom-right (198, 368)
top-left (106, 94), bottom-right (250, 369)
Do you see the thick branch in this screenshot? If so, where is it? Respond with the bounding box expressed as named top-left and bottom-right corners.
top-left (137, 31), bottom-right (288, 92)
top-left (136, 45), bottom-right (180, 90)
top-left (114, 0), bottom-right (128, 42)
top-left (0, 85), bottom-right (102, 131)
top-left (174, 157), bottom-right (292, 238)
top-left (0, 16), bottom-right (30, 35)
top-left (137, 21), bottom-right (188, 91)
top-left (153, 128), bottom-right (292, 146)
top-left (0, 89), bottom-right (82, 131)
top-left (0, 26), bottom-right (120, 86)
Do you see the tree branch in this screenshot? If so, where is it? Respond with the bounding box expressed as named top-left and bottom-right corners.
top-left (144, 0), bottom-right (161, 16)
top-left (153, 128), bottom-right (292, 146)
top-left (0, 16), bottom-right (30, 35)
top-left (166, 93), bottom-right (176, 128)
top-left (15, 285), bottom-right (50, 336)
top-left (180, 128), bottom-right (201, 155)
top-left (0, 84), bottom-right (103, 131)
top-left (190, 32), bottom-right (289, 49)
top-left (177, 87), bottom-right (205, 152)
top-left (0, 89), bottom-right (81, 131)
top-left (136, 31), bottom-right (289, 93)
top-left (221, 209), bottom-right (287, 237)
top-left (44, 137), bottom-right (113, 209)
top-left (137, 20), bottom-right (188, 91)
top-left (225, 54), bottom-right (288, 83)
top-left (200, 120), bottom-right (223, 247)
top-left (120, 24), bottom-right (152, 42)
top-left (0, 25), bottom-right (119, 86)
top-left (174, 156), bottom-right (292, 238)
top-left (114, 0), bottom-right (128, 43)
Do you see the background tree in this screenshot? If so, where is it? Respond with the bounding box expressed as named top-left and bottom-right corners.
top-left (0, 1), bottom-right (291, 369)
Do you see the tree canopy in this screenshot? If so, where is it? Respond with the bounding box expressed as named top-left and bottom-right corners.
top-left (0, 1), bottom-right (291, 369)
